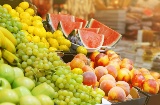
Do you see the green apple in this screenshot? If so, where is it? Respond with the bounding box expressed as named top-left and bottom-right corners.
top-left (0, 77), bottom-right (11, 91)
top-left (32, 82), bottom-right (55, 99)
top-left (36, 94), bottom-right (54, 105)
top-left (13, 67), bottom-right (24, 78)
top-left (0, 102), bottom-right (16, 105)
top-left (0, 63), bottom-right (15, 83)
top-left (12, 77), bottom-right (35, 91)
top-left (13, 86), bottom-right (32, 98)
top-left (0, 89), bottom-right (19, 104)
top-left (19, 95), bottom-right (41, 105)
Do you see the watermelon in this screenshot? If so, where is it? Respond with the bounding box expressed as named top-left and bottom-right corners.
top-left (76, 29), bottom-right (104, 49)
top-left (75, 17), bottom-right (88, 28)
top-left (87, 18), bottom-right (122, 47)
top-left (47, 13), bottom-right (75, 31)
top-left (80, 28), bottom-right (100, 33)
top-left (58, 21), bottom-right (83, 37)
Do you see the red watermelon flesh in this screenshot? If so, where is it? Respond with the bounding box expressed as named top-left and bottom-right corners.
top-left (88, 18), bottom-right (122, 47)
top-left (78, 29), bottom-right (104, 49)
top-left (48, 14), bottom-right (75, 31)
top-left (75, 17), bottom-right (88, 28)
top-left (80, 28), bottom-right (100, 33)
top-left (59, 21), bottom-right (83, 37)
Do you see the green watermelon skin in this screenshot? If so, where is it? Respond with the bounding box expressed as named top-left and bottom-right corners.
top-left (87, 18), bottom-right (122, 47)
top-left (78, 29), bottom-right (104, 49)
top-left (47, 13), bottom-right (75, 31)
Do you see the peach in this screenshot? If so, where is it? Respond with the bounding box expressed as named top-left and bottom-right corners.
top-left (120, 62), bottom-right (133, 71)
top-left (121, 58), bottom-right (133, 65)
top-left (94, 53), bottom-right (109, 67)
top-left (139, 68), bottom-right (150, 76)
top-left (106, 65), bottom-right (118, 78)
top-left (82, 71), bottom-right (97, 87)
top-left (90, 51), bottom-right (100, 62)
top-left (156, 79), bottom-right (160, 92)
top-left (82, 65), bottom-right (94, 72)
top-left (99, 74), bottom-right (116, 84)
top-left (108, 61), bottom-right (120, 71)
top-left (150, 71), bottom-right (160, 79)
top-left (130, 69), bottom-right (142, 79)
top-left (89, 61), bottom-right (95, 69)
top-left (74, 53), bottom-right (88, 64)
top-left (70, 58), bottom-right (85, 69)
top-left (108, 86), bottom-right (126, 102)
top-left (100, 80), bottom-right (116, 95)
top-left (117, 68), bottom-right (131, 83)
top-left (144, 74), bottom-right (155, 80)
top-left (142, 79), bottom-right (159, 94)
top-left (105, 50), bottom-right (116, 57)
top-left (95, 66), bottom-right (108, 81)
top-left (131, 74), bottom-right (145, 88)
top-left (116, 81), bottom-right (130, 96)
top-left (109, 57), bottom-right (121, 64)
top-left (109, 54), bottom-right (120, 61)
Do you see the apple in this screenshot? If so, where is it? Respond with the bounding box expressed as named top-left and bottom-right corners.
top-left (31, 82), bottom-right (55, 99)
top-left (131, 74), bottom-right (145, 88)
top-left (94, 53), bottom-right (109, 67)
top-left (19, 95), bottom-right (41, 105)
top-left (36, 94), bottom-right (54, 105)
top-left (0, 89), bottom-right (19, 104)
top-left (13, 67), bottom-right (24, 78)
top-left (12, 77), bottom-right (35, 91)
top-left (90, 51), bottom-right (100, 61)
top-left (0, 77), bottom-right (11, 91)
top-left (13, 86), bottom-right (32, 98)
top-left (0, 63), bottom-right (15, 83)
top-left (0, 102), bottom-right (16, 105)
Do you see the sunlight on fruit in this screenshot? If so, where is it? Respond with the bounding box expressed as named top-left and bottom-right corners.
top-left (76, 46), bottom-right (87, 55)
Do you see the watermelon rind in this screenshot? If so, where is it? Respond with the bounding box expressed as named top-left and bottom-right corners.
top-left (87, 18), bottom-right (122, 47)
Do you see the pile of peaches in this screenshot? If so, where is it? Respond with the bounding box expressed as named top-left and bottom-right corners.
top-left (67, 50), bottom-right (160, 102)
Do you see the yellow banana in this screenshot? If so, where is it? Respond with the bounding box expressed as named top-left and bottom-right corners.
top-left (0, 26), bottom-right (17, 46)
top-left (2, 49), bottom-right (19, 66)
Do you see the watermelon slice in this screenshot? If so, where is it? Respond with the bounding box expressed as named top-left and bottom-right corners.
top-left (58, 21), bottom-right (83, 37)
top-left (77, 29), bottom-right (104, 49)
top-left (47, 13), bottom-right (75, 31)
top-left (87, 18), bottom-right (122, 47)
top-left (75, 17), bottom-right (88, 28)
top-left (80, 28), bottom-right (100, 33)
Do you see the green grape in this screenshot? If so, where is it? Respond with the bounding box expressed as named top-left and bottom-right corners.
top-left (22, 55), bottom-right (29, 61)
top-left (38, 77), bottom-right (47, 83)
top-left (21, 61), bottom-right (27, 68)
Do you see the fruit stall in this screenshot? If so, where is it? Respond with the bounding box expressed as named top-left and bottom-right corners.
top-left (0, 0), bottom-right (160, 105)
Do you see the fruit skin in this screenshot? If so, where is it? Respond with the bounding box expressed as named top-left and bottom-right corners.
top-left (117, 68), bottom-right (131, 83)
top-left (12, 77), bottom-right (35, 91)
top-left (106, 65), bottom-right (118, 78)
top-left (131, 74), bottom-right (145, 88)
top-left (94, 66), bottom-right (108, 81)
top-left (0, 102), bottom-right (16, 105)
top-left (2, 49), bottom-right (19, 66)
top-left (74, 53), bottom-right (88, 64)
top-left (70, 58), bottom-right (85, 69)
top-left (0, 27), bottom-right (17, 46)
top-left (100, 80), bottom-right (116, 95)
top-left (0, 77), bottom-right (11, 91)
top-left (94, 53), bottom-right (109, 67)
top-left (139, 68), bottom-right (150, 76)
top-left (36, 94), bottom-right (54, 105)
top-left (0, 89), bottom-right (19, 104)
top-left (31, 82), bottom-right (55, 99)
top-left (19, 95), bottom-right (41, 105)
top-left (99, 74), bottom-right (116, 84)
top-left (13, 86), bottom-right (32, 98)
top-left (150, 71), bottom-right (160, 79)
top-left (0, 63), bottom-right (15, 84)
top-left (116, 81), bottom-right (130, 96)
top-left (90, 51), bottom-right (100, 62)
top-left (13, 67), bottom-right (24, 78)
top-left (142, 79), bottom-right (159, 94)
top-left (82, 71), bottom-right (97, 87)
top-left (82, 65), bottom-right (94, 72)
top-left (108, 86), bottom-right (126, 102)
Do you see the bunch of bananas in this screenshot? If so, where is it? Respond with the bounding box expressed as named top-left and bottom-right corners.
top-left (0, 26), bottom-right (19, 66)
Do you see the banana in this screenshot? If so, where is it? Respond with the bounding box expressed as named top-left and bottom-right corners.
top-left (0, 26), bottom-right (17, 46)
top-left (2, 49), bottom-right (19, 66)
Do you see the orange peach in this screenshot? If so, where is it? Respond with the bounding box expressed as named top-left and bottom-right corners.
top-left (139, 68), bottom-right (150, 76)
top-left (144, 74), bottom-right (155, 80)
top-left (108, 86), bottom-right (126, 102)
top-left (142, 79), bottom-right (159, 94)
top-left (74, 53), bottom-right (88, 64)
top-left (99, 74), bottom-right (116, 84)
top-left (90, 51), bottom-right (100, 62)
top-left (130, 69), bottom-right (142, 79)
top-left (109, 54), bottom-right (120, 61)
top-left (95, 66), bottom-right (108, 81)
top-left (106, 65), bottom-right (118, 78)
top-left (116, 81), bottom-right (130, 96)
top-left (82, 65), bottom-right (94, 72)
top-left (150, 71), bottom-right (160, 79)
top-left (82, 71), bottom-right (97, 87)
top-left (70, 58), bottom-right (85, 69)
top-left (120, 62), bottom-right (133, 71)
top-left (117, 68), bottom-right (131, 83)
top-left (105, 50), bottom-right (116, 57)
top-left (94, 53), bottom-right (109, 67)
top-left (100, 80), bottom-right (116, 95)
top-left (108, 61), bottom-right (120, 71)
top-left (109, 57), bottom-right (121, 64)
top-left (121, 58), bottom-right (133, 65)
top-left (131, 74), bottom-right (145, 88)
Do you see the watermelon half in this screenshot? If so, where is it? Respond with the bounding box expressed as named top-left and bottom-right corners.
top-left (47, 13), bottom-right (75, 31)
top-left (75, 17), bottom-right (88, 28)
top-left (58, 21), bottom-right (83, 38)
top-left (87, 18), bottom-right (122, 47)
top-left (77, 29), bottom-right (104, 49)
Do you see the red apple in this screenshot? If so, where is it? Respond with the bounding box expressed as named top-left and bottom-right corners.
top-left (94, 53), bottom-right (109, 67)
top-left (95, 66), bottom-right (108, 81)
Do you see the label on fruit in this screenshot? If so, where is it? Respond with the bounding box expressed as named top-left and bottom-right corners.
top-left (96, 98), bottom-right (112, 105)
